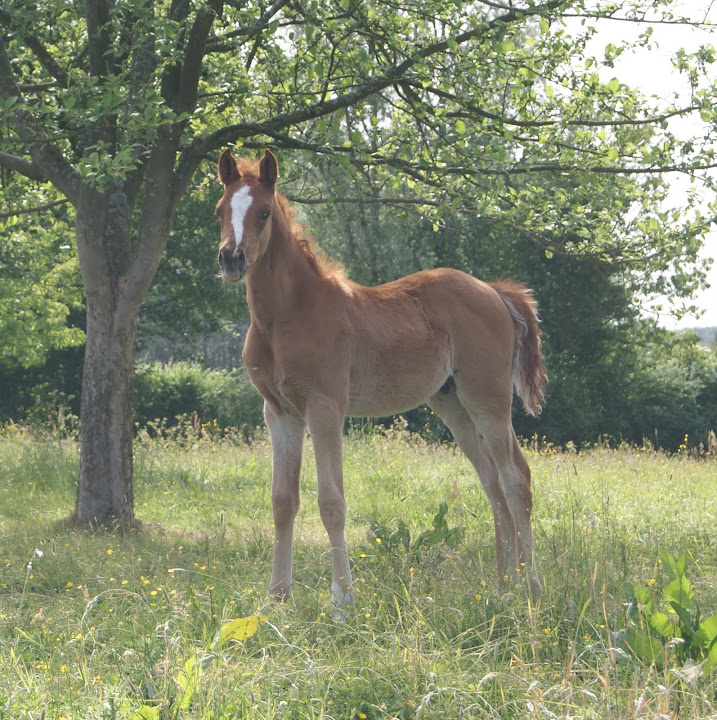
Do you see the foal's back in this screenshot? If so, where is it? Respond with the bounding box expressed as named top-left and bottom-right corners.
top-left (340, 267), bottom-right (516, 418)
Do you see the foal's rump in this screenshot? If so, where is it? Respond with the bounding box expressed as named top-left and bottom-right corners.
top-left (344, 268), bottom-right (531, 418)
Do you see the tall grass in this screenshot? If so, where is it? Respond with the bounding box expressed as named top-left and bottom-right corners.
top-left (0, 426), bottom-right (715, 719)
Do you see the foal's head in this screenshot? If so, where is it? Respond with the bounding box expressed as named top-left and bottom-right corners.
top-left (216, 148), bottom-right (279, 281)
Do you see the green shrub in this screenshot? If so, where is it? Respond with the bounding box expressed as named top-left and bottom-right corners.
top-left (133, 362), bottom-right (264, 439)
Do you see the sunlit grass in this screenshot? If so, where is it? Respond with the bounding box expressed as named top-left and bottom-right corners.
top-left (0, 426), bottom-right (715, 718)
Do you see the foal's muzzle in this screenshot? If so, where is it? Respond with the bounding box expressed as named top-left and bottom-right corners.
top-left (218, 246), bottom-right (247, 281)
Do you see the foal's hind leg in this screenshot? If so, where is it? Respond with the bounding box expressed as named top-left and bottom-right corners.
top-left (265, 402), bottom-right (305, 600)
top-left (470, 417), bottom-right (541, 595)
top-left (428, 390), bottom-right (520, 587)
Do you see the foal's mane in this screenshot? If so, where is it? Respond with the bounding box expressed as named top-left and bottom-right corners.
top-left (238, 157), bottom-right (344, 281)
top-left (275, 192), bottom-right (345, 280)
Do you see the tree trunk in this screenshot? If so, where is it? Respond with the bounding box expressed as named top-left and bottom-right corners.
top-left (74, 294), bottom-right (137, 524)
top-left (70, 139), bottom-right (177, 525)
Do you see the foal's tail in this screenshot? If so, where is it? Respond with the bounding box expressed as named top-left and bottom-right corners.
top-left (491, 281), bottom-right (548, 416)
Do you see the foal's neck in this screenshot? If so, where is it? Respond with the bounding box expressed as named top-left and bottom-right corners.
top-left (245, 209), bottom-right (319, 332)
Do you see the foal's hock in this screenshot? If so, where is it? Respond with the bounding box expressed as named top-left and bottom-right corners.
top-left (216, 148), bottom-right (548, 604)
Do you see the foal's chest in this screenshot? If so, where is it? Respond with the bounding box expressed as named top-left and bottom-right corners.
top-left (242, 321), bottom-right (343, 416)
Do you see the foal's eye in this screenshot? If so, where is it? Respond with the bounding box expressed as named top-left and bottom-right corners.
top-left (260, 210), bottom-right (271, 221)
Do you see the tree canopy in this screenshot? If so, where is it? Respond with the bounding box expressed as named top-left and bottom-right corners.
top-left (1, 0), bottom-right (715, 522)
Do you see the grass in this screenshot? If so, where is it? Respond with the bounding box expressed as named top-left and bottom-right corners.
top-left (0, 425), bottom-right (716, 719)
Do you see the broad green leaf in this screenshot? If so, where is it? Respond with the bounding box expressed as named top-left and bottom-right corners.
top-left (693, 613), bottom-right (717, 649)
top-left (133, 706), bottom-right (160, 720)
top-left (455, 119), bottom-right (466, 134)
top-left (703, 638), bottom-right (717, 673)
top-left (631, 584), bottom-right (651, 605)
top-left (177, 655), bottom-right (202, 711)
top-left (215, 615), bottom-right (266, 648)
top-left (644, 609), bottom-right (676, 639)
top-left (669, 600), bottom-right (696, 642)
top-left (623, 627), bottom-right (665, 667)
top-left (659, 549), bottom-right (685, 580)
top-left (665, 576), bottom-right (694, 612)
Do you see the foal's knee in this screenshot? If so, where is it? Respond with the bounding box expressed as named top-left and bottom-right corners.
top-left (272, 487), bottom-right (299, 527)
top-left (318, 490), bottom-right (346, 530)
top-left (502, 475), bottom-right (533, 515)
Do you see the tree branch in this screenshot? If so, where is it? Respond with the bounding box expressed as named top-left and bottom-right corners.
top-left (0, 198), bottom-right (69, 219)
top-left (0, 8), bottom-right (69, 87)
top-left (174, 0), bottom-right (224, 114)
top-left (213, 2), bottom-right (564, 141)
top-left (0, 150), bottom-right (46, 179)
top-left (219, 130), bottom-right (717, 181)
top-left (85, 0), bottom-right (113, 78)
top-left (408, 79), bottom-right (702, 130)
top-left (209, 0), bottom-right (294, 46)
top-left (0, 39), bottom-right (81, 205)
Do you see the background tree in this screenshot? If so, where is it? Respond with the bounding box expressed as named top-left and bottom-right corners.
top-left (1, 0), bottom-right (715, 524)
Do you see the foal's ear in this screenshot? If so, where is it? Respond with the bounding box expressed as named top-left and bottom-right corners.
top-left (259, 149), bottom-right (279, 189)
top-left (218, 149), bottom-right (240, 186)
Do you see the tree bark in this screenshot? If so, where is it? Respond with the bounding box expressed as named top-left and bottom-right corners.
top-left (75, 296), bottom-right (137, 524)
top-left (71, 167), bottom-right (173, 524)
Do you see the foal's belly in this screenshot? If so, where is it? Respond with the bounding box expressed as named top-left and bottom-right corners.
top-left (346, 355), bottom-right (452, 417)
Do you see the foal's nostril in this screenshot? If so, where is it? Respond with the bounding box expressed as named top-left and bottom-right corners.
top-left (218, 246), bottom-right (246, 279)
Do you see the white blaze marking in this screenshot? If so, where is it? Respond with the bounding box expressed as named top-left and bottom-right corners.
top-left (230, 186), bottom-right (253, 255)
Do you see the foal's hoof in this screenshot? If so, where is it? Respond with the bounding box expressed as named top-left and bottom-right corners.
top-left (527, 572), bottom-right (543, 597)
top-left (331, 581), bottom-right (355, 611)
top-left (269, 585), bottom-right (291, 603)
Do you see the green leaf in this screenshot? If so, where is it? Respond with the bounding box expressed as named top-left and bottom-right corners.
top-left (703, 638), bottom-right (717, 672)
top-left (176, 655), bottom-right (202, 711)
top-left (668, 599), bottom-right (697, 642)
top-left (455, 119), bottom-right (466, 134)
top-left (623, 627), bottom-right (665, 666)
top-left (215, 615), bottom-right (266, 649)
top-left (693, 613), bottom-right (717, 650)
top-left (659, 549), bottom-right (682, 579)
top-left (665, 575), bottom-right (694, 612)
top-left (133, 705), bottom-right (161, 720)
top-left (631, 584), bottom-right (651, 605)
top-left (644, 609), bottom-right (676, 640)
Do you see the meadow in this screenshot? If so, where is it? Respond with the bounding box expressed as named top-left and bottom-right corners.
top-left (0, 425), bottom-right (716, 719)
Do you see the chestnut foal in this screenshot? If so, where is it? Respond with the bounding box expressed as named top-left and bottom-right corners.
top-left (216, 149), bottom-right (548, 604)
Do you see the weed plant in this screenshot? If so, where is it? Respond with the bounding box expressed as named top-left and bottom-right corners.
top-left (0, 425), bottom-right (716, 719)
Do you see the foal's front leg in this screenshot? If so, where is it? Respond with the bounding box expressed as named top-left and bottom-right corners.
top-left (265, 402), bottom-right (305, 600)
top-left (306, 397), bottom-right (354, 607)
